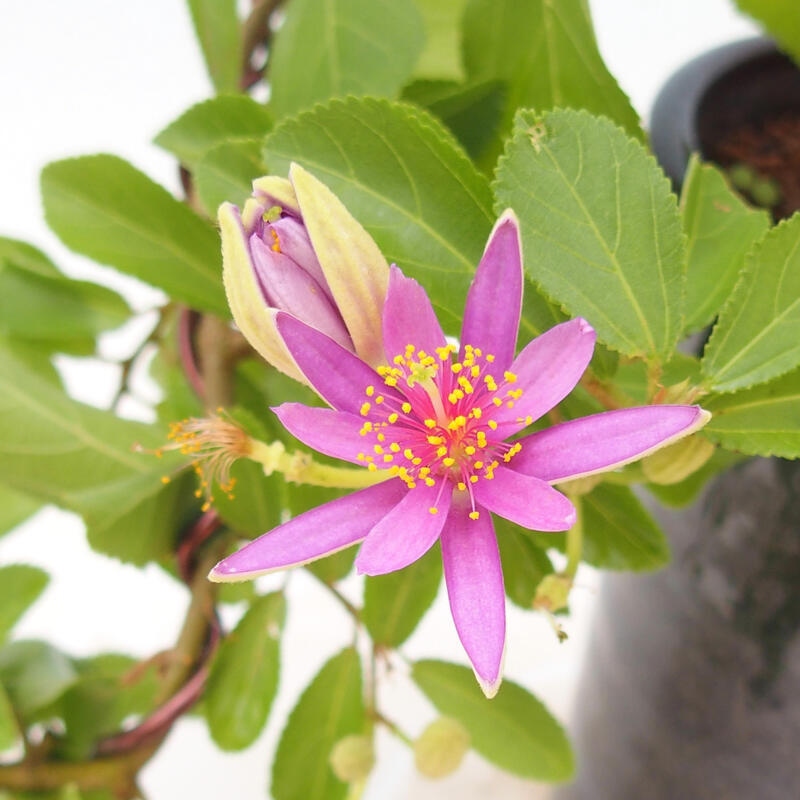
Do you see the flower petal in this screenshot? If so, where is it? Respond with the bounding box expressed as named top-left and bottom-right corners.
top-left (512, 405), bottom-right (712, 483)
top-left (383, 266), bottom-right (447, 361)
top-left (460, 210), bottom-right (523, 372)
top-left (252, 175), bottom-right (301, 215)
top-left (208, 480), bottom-right (407, 581)
top-left (290, 163), bottom-right (389, 368)
top-left (275, 312), bottom-right (403, 413)
top-left (493, 318), bottom-right (596, 432)
top-left (220, 202), bottom-right (306, 383)
top-left (273, 403), bottom-right (370, 465)
top-left (355, 480), bottom-right (451, 575)
top-left (473, 466), bottom-right (576, 531)
top-left (440, 503), bottom-right (505, 698)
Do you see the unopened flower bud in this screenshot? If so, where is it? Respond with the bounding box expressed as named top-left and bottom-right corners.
top-left (533, 573), bottom-right (573, 613)
top-left (414, 717), bottom-right (470, 779)
top-left (329, 734), bottom-right (375, 783)
top-left (642, 434), bottom-right (715, 485)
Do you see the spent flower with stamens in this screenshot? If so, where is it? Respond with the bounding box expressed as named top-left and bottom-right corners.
top-left (209, 209), bottom-right (710, 697)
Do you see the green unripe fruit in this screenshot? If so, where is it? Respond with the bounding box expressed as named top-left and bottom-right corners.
top-left (414, 717), bottom-right (471, 779)
top-left (329, 734), bottom-right (375, 783)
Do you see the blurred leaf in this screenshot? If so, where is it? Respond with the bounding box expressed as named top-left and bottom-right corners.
top-left (186, 0), bottom-right (242, 94)
top-left (680, 157), bottom-right (770, 333)
top-left (0, 349), bottom-right (193, 565)
top-left (648, 448), bottom-right (745, 508)
top-left (414, 0), bottom-right (467, 80)
top-left (702, 214), bottom-right (800, 392)
top-left (0, 641), bottom-right (78, 722)
top-left (495, 521), bottom-right (553, 608)
top-left (205, 592), bottom-right (285, 750)
top-left (213, 458), bottom-right (284, 537)
top-left (0, 680), bottom-right (20, 751)
top-left (269, 0), bottom-right (424, 117)
top-left (41, 155), bottom-right (227, 316)
top-left (495, 109), bottom-right (685, 361)
top-left (581, 483), bottom-right (670, 571)
top-left (704, 366), bottom-right (800, 457)
top-left (0, 565), bottom-right (49, 642)
top-left (303, 544), bottom-right (357, 585)
top-left (363, 545), bottom-right (442, 646)
top-left (734, 0), bottom-right (800, 63)
top-left (412, 659), bottom-right (573, 781)
top-left (0, 483), bottom-right (40, 540)
top-left (272, 648), bottom-right (363, 800)
top-left (195, 139), bottom-right (266, 215)
top-left (154, 95), bottom-right (272, 167)
top-left (264, 97), bottom-right (494, 331)
top-left (463, 0), bottom-right (642, 167)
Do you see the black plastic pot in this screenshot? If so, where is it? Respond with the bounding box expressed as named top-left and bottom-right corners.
top-left (557, 40), bottom-right (800, 800)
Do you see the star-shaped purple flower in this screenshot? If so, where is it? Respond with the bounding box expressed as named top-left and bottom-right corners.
top-left (210, 210), bottom-right (709, 696)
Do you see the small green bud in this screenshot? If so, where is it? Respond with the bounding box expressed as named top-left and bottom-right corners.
top-left (533, 573), bottom-right (573, 613)
top-left (414, 717), bottom-right (471, 779)
top-left (727, 162), bottom-right (756, 191)
top-left (642, 434), bottom-right (715, 485)
top-left (749, 176), bottom-right (781, 208)
top-left (329, 734), bottom-right (375, 783)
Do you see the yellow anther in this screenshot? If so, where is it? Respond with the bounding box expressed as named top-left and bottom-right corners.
top-left (508, 388), bottom-right (523, 400)
top-left (504, 371), bottom-right (517, 383)
top-left (360, 402), bottom-right (371, 416)
top-left (403, 448), bottom-right (415, 459)
top-left (389, 443), bottom-right (401, 453)
top-left (436, 446), bottom-right (448, 458)
top-left (429, 507), bottom-right (439, 515)
top-left (452, 362), bottom-right (463, 374)
top-left (486, 354), bottom-right (495, 363)
top-left (457, 481), bottom-right (467, 491)
top-left (424, 419), bottom-right (437, 429)
top-left (373, 445), bottom-right (384, 454)
top-left (427, 434), bottom-right (444, 445)
top-left (471, 407), bottom-right (482, 419)
top-left (383, 455), bottom-right (394, 463)
top-left (388, 412), bottom-right (399, 423)
top-left (401, 402), bottom-right (412, 414)
top-left (366, 385), bottom-right (375, 396)
top-left (442, 457), bottom-right (455, 467)
top-left (464, 445), bottom-right (476, 455)
top-left (488, 419), bottom-right (498, 430)
top-left (469, 511), bottom-right (480, 520)
top-left (469, 475), bottom-right (479, 483)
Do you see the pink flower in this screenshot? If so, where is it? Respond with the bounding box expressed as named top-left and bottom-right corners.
top-left (210, 210), bottom-right (709, 696)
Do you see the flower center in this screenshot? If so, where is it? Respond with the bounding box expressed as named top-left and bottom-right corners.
top-left (357, 344), bottom-right (526, 517)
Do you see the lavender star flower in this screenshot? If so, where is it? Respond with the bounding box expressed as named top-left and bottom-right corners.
top-left (210, 210), bottom-right (709, 697)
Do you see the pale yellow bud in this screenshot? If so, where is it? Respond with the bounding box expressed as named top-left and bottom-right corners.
top-left (533, 573), bottom-right (573, 613)
top-left (329, 734), bottom-right (375, 783)
top-left (414, 717), bottom-right (471, 779)
top-left (642, 434), bottom-right (715, 485)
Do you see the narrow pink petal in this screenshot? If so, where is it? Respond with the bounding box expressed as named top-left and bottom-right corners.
top-left (273, 403), bottom-right (370, 464)
top-left (275, 312), bottom-right (403, 413)
top-left (440, 503), bottom-right (505, 697)
top-left (250, 236), bottom-right (352, 349)
top-left (208, 480), bottom-right (407, 581)
top-left (460, 210), bottom-right (523, 372)
top-left (473, 466), bottom-right (576, 531)
top-left (492, 318), bottom-right (596, 431)
top-left (512, 405), bottom-right (712, 483)
top-left (355, 480), bottom-right (451, 575)
top-left (382, 265), bottom-right (447, 361)
top-left (269, 216), bottom-right (329, 292)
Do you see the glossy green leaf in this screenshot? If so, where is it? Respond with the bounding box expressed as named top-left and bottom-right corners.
top-left (495, 109), bottom-right (685, 360)
top-left (186, 0), bottom-right (241, 94)
top-left (0, 640), bottom-right (78, 721)
top-left (412, 659), bottom-right (573, 781)
top-left (0, 565), bottom-right (49, 642)
top-left (581, 483), bottom-right (670, 571)
top-left (363, 545), bottom-right (442, 647)
top-left (0, 349), bottom-right (193, 565)
top-left (264, 97), bottom-right (494, 331)
top-left (704, 366), bottom-right (800, 457)
top-left (463, 0), bottom-right (642, 167)
top-left (734, 1), bottom-right (800, 63)
top-left (41, 155), bottom-right (227, 316)
top-left (194, 139), bottom-right (266, 215)
top-left (495, 521), bottom-right (553, 608)
top-left (272, 648), bottom-right (363, 800)
top-left (154, 95), bottom-right (272, 167)
top-left (0, 680), bottom-right (20, 751)
top-left (0, 483), bottom-right (40, 540)
top-left (702, 214), bottom-right (800, 392)
top-left (206, 592), bottom-right (285, 751)
top-left (269, 0), bottom-right (424, 118)
top-left (680, 157), bottom-right (770, 333)
top-left (414, 0), bottom-right (467, 80)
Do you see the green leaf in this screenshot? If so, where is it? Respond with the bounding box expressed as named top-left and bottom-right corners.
top-left (363, 545), bottom-right (442, 647)
top-left (495, 109), bottom-right (685, 360)
top-left (463, 0), bottom-right (643, 167)
top-left (213, 458), bottom-right (284, 537)
top-left (194, 139), bottom-right (267, 216)
top-left (0, 565), bottom-right (49, 642)
top-left (581, 483), bottom-right (670, 571)
top-left (154, 95), bottom-right (272, 167)
top-left (264, 97), bottom-right (495, 331)
top-left (303, 545), bottom-right (357, 585)
top-left (413, 0), bottom-right (468, 81)
top-left (0, 641), bottom-right (78, 722)
top-left (701, 215), bottom-right (800, 392)
top-left (272, 648), bottom-right (363, 800)
top-left (680, 157), bottom-right (770, 333)
top-left (704, 366), bottom-right (800, 457)
top-left (41, 155), bottom-right (227, 316)
top-left (0, 483), bottom-right (40, 539)
top-left (206, 592), bottom-right (285, 751)
top-left (0, 350), bottom-right (193, 565)
top-left (495, 521), bottom-right (553, 608)
top-left (186, 0), bottom-right (242, 94)
top-left (412, 660), bottom-right (573, 781)
top-left (0, 680), bottom-right (20, 751)
top-left (268, 0), bottom-right (424, 118)
top-left (734, 0), bottom-right (800, 63)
